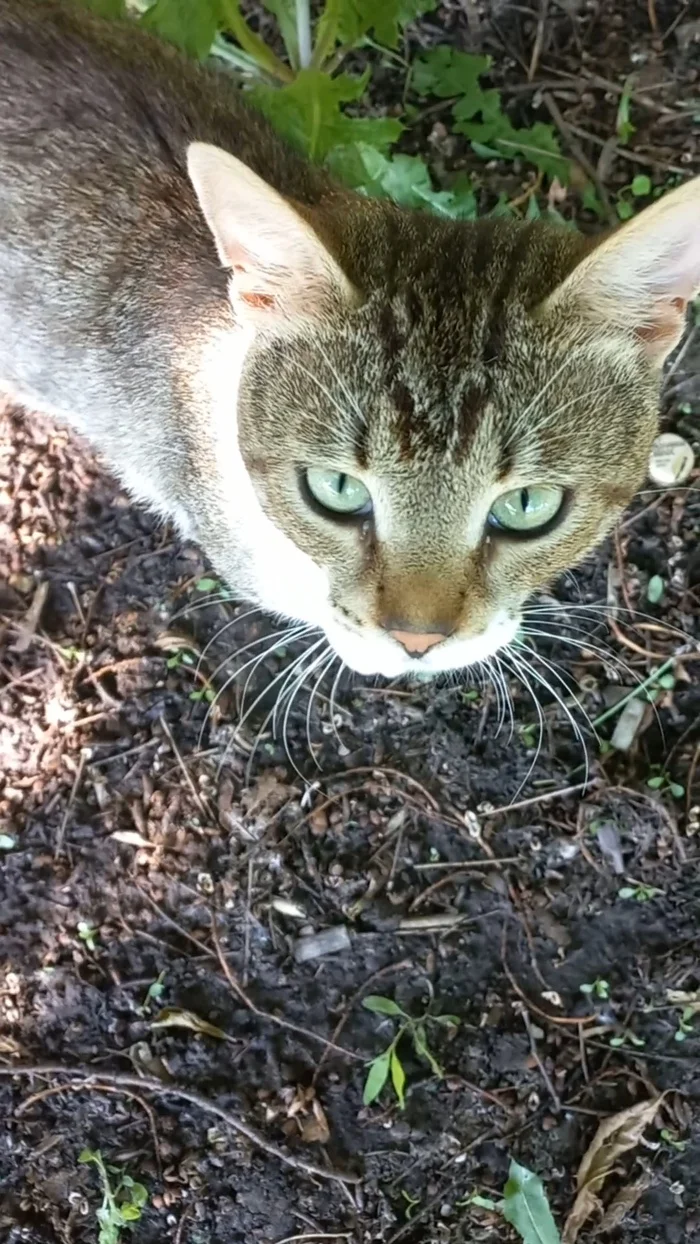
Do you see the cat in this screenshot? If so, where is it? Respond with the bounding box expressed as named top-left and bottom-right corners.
top-left (0, 0), bottom-right (698, 680)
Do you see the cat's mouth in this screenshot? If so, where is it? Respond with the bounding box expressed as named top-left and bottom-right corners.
top-left (324, 610), bottom-right (521, 678)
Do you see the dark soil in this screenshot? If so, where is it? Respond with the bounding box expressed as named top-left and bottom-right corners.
top-left (1, 4), bottom-right (700, 1243)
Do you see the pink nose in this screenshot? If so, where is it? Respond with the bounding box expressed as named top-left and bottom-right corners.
top-left (389, 630), bottom-right (446, 657)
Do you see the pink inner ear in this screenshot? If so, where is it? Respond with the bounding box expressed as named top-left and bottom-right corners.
top-left (240, 291), bottom-right (276, 310)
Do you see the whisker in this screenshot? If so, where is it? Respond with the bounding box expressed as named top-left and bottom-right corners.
top-left (306, 652), bottom-right (336, 769)
top-left (280, 648), bottom-right (333, 779)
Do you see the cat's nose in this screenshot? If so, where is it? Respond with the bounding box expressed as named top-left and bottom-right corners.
top-left (388, 629), bottom-right (447, 657)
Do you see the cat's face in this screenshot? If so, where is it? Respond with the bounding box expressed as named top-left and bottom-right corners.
top-left (188, 145), bottom-right (700, 677)
top-left (237, 288), bottom-right (657, 677)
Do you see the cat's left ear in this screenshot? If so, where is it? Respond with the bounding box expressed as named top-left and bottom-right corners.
top-left (543, 176), bottom-right (700, 365)
top-left (187, 142), bottom-right (357, 327)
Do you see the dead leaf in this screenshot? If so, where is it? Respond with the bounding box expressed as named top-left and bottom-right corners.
top-left (110, 830), bottom-right (155, 849)
top-left (598, 1172), bottom-right (652, 1232)
top-left (299, 1098), bottom-right (330, 1145)
top-left (11, 581), bottom-right (49, 653)
top-left (151, 1007), bottom-right (230, 1042)
top-left (563, 1097), bottom-right (663, 1244)
top-left (127, 1041), bottom-right (173, 1082)
top-left (667, 989), bottom-right (700, 1016)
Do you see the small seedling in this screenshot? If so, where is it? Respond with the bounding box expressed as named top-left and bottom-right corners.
top-left (674, 1006), bottom-right (696, 1043)
top-left (661, 1128), bottom-right (688, 1152)
top-left (616, 77), bottom-right (636, 145)
top-left (79, 1149), bottom-right (148, 1244)
top-left (362, 995), bottom-right (459, 1109)
top-left (166, 648), bottom-right (195, 670)
top-left (609, 1029), bottom-right (646, 1049)
top-left (646, 767), bottom-right (684, 800)
top-left (139, 971), bottom-right (166, 1015)
top-left (456, 1191), bottom-right (500, 1211)
top-left (77, 921), bottom-right (99, 951)
top-left (519, 723), bottom-right (538, 749)
top-left (618, 882), bottom-right (664, 903)
top-left (399, 1189), bottom-right (421, 1219)
top-left (647, 574), bottom-right (664, 604)
top-left (189, 686), bottom-right (216, 703)
top-left (580, 978), bottom-right (610, 1001)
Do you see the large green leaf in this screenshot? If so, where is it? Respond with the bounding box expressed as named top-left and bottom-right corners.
top-left (413, 46), bottom-right (491, 99)
top-left (336, 0), bottom-right (436, 49)
top-left (502, 1161), bottom-right (562, 1244)
top-left (141, 0), bottom-right (219, 59)
top-left (327, 145), bottom-right (477, 219)
top-left (250, 71), bottom-right (401, 161)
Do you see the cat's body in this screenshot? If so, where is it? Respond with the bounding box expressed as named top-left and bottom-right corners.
top-left (1, 0), bottom-right (699, 678)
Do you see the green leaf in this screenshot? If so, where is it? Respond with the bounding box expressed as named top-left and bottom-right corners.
top-left (327, 145), bottom-right (476, 218)
top-left (119, 1204), bottom-right (142, 1222)
top-left (646, 775), bottom-right (664, 789)
top-left (79, 1148), bottom-right (99, 1165)
top-left (335, 0), bottom-right (436, 49)
top-left (616, 199), bottom-right (634, 220)
top-left (617, 886), bottom-right (637, 899)
top-left (470, 1193), bottom-right (499, 1210)
top-left (140, 0), bottom-right (219, 59)
top-left (195, 577), bottom-right (219, 593)
top-left (413, 46), bottom-right (491, 99)
top-left (390, 1048), bottom-right (406, 1108)
top-left (363, 1049), bottom-right (391, 1105)
top-left (261, 0), bottom-right (298, 65)
top-left (647, 574), bottom-right (664, 603)
top-left (413, 1022), bottom-right (443, 1077)
top-left (129, 1183), bottom-right (149, 1208)
top-left (670, 783), bottom-right (685, 800)
top-left (413, 48), bottom-right (567, 182)
top-left (363, 995), bottom-right (404, 1016)
top-left (632, 174), bottom-right (652, 197)
top-left (502, 1160), bottom-right (562, 1244)
top-left (249, 70), bottom-right (401, 162)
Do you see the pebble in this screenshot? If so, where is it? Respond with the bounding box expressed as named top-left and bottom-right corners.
top-left (648, 433), bottom-right (695, 486)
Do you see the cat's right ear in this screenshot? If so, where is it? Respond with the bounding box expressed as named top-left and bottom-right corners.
top-left (187, 142), bottom-right (357, 327)
top-left (542, 176), bottom-right (700, 366)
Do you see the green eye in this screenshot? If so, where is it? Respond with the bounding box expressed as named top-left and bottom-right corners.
top-left (488, 485), bottom-right (564, 534)
top-left (305, 468), bottom-right (372, 516)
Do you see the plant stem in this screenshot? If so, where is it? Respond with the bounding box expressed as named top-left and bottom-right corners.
top-left (592, 656), bottom-right (676, 728)
top-left (218, 0), bottom-right (294, 83)
top-left (296, 0), bottom-right (312, 69)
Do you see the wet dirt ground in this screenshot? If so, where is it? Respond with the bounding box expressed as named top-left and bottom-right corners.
top-left (1, 2), bottom-right (700, 1243)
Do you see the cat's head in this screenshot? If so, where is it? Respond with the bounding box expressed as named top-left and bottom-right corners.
top-left (189, 145), bottom-right (700, 677)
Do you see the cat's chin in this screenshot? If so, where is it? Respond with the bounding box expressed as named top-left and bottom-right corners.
top-left (323, 612), bottom-right (521, 679)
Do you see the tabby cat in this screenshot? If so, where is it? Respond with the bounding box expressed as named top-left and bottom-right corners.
top-left (1, 0), bottom-right (698, 676)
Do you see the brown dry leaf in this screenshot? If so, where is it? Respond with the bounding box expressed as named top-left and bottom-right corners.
top-left (300, 1098), bottom-right (331, 1145)
top-left (598, 1172), bottom-right (652, 1232)
top-left (151, 1007), bottom-right (229, 1042)
top-left (667, 989), bottom-right (700, 1016)
top-left (11, 580), bottom-right (49, 653)
top-left (127, 1041), bottom-right (173, 1082)
top-left (562, 1097), bottom-right (663, 1244)
top-left (0, 1034), bottom-right (22, 1056)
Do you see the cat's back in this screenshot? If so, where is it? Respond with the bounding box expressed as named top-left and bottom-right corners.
top-left (0, 0), bottom-right (325, 203)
